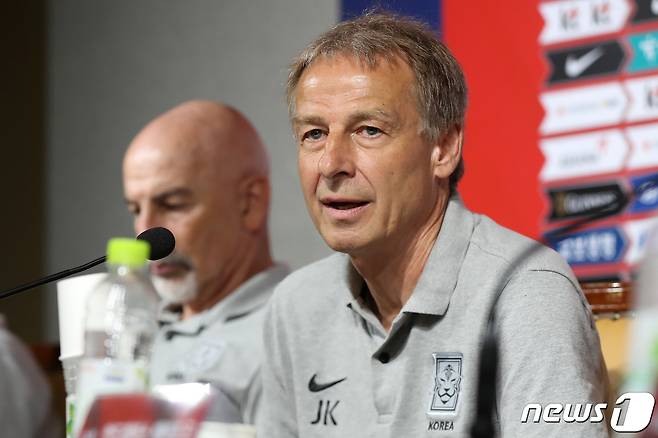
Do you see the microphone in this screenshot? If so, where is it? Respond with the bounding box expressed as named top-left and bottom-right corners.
top-left (137, 227), bottom-right (176, 261)
top-left (0, 227), bottom-right (175, 300)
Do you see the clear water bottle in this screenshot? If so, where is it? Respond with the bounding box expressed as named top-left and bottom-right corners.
top-left (74, 238), bottom-right (159, 434)
top-left (615, 225), bottom-right (658, 436)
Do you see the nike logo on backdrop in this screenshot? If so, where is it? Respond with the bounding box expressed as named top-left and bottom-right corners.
top-left (308, 374), bottom-right (347, 392)
top-left (565, 47), bottom-right (605, 77)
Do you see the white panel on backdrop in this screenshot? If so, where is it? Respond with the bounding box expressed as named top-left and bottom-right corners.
top-left (627, 122), bottom-right (658, 170)
top-left (539, 82), bottom-right (627, 135)
top-left (539, 0), bottom-right (630, 46)
top-left (540, 129), bottom-right (628, 181)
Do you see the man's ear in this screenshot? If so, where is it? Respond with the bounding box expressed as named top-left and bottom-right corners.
top-left (239, 176), bottom-right (270, 232)
top-left (431, 125), bottom-right (463, 179)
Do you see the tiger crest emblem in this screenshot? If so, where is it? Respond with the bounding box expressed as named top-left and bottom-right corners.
top-left (429, 353), bottom-right (463, 413)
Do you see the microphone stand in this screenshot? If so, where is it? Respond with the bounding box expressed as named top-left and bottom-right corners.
top-left (0, 225), bottom-right (175, 301)
top-left (0, 256), bottom-right (106, 300)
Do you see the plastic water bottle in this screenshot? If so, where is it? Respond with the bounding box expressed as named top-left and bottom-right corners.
top-left (74, 238), bottom-right (159, 434)
top-left (624, 223), bottom-right (658, 392)
top-left (617, 225), bottom-right (658, 435)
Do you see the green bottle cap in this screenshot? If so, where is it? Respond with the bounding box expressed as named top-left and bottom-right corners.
top-left (106, 238), bottom-right (150, 267)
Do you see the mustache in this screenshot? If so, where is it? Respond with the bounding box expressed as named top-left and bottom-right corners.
top-left (152, 252), bottom-right (194, 270)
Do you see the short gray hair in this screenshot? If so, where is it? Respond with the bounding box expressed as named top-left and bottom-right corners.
top-left (286, 12), bottom-right (467, 193)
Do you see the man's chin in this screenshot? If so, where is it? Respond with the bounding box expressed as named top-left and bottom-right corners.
top-left (322, 233), bottom-right (371, 256)
top-left (150, 265), bottom-right (190, 279)
top-left (151, 273), bottom-right (198, 305)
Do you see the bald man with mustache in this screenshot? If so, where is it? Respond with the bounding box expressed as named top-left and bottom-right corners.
top-left (123, 100), bottom-right (289, 423)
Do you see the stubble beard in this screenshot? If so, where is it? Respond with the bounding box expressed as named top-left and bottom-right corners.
top-left (152, 271), bottom-right (199, 305)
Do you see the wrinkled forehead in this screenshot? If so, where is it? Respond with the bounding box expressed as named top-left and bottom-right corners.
top-left (291, 53), bottom-right (417, 114)
top-left (292, 54), bottom-right (418, 124)
top-left (292, 52), bottom-right (411, 95)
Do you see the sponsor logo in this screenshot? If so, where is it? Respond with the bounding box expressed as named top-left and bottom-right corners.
top-left (632, 0), bottom-right (658, 24)
top-left (540, 82), bottom-right (626, 135)
top-left (308, 374), bottom-right (347, 393)
top-left (548, 77), bottom-right (658, 127)
top-left (540, 129), bottom-right (628, 181)
top-left (308, 373), bottom-right (345, 426)
top-left (626, 123), bottom-right (658, 170)
top-left (540, 0), bottom-right (630, 45)
top-left (548, 226), bottom-right (626, 265)
top-left (565, 47), bottom-right (605, 76)
top-left (628, 31), bottom-right (658, 73)
top-left (521, 392), bottom-right (655, 433)
top-left (624, 216), bottom-right (658, 264)
top-left (428, 353), bottom-right (462, 414)
top-left (547, 40), bottom-right (624, 84)
top-left (547, 182), bottom-right (625, 221)
top-left (629, 172), bottom-right (658, 213)
top-left (625, 74), bottom-right (658, 122)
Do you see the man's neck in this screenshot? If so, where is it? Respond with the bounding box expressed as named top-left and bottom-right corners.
top-left (182, 243), bottom-right (273, 320)
top-left (351, 196), bottom-right (449, 332)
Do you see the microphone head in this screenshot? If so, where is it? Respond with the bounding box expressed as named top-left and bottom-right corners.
top-left (136, 227), bottom-right (176, 261)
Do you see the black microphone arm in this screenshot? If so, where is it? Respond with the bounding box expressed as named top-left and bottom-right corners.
top-left (0, 227), bottom-right (175, 301)
top-left (0, 256), bottom-right (107, 300)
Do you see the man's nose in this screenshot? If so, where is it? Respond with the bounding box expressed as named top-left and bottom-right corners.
top-left (318, 133), bottom-right (356, 180)
top-left (134, 207), bottom-right (160, 235)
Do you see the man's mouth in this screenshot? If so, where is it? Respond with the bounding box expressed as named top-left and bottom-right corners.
top-left (320, 198), bottom-right (371, 220)
top-left (323, 200), bottom-right (370, 210)
top-left (151, 261), bottom-right (191, 278)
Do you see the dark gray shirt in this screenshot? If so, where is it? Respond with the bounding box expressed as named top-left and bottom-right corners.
top-left (260, 200), bottom-right (608, 437)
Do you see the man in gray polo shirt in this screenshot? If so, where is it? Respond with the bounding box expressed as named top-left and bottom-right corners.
top-left (123, 100), bottom-right (289, 424)
top-left (260, 14), bottom-right (608, 437)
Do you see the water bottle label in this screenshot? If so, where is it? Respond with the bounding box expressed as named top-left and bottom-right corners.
top-left (73, 358), bottom-right (149, 436)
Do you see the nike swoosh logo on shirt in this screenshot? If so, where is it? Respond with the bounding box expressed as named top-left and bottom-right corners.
top-left (308, 374), bottom-right (347, 392)
top-left (565, 47), bottom-right (605, 78)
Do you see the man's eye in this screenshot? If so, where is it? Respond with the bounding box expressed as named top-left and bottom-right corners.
top-left (162, 203), bottom-right (187, 211)
top-left (127, 204), bottom-right (139, 216)
top-left (358, 126), bottom-right (383, 137)
top-left (302, 129), bottom-right (325, 141)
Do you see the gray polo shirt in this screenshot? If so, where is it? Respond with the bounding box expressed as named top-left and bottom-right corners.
top-left (260, 199), bottom-right (608, 437)
top-left (150, 263), bottom-right (289, 424)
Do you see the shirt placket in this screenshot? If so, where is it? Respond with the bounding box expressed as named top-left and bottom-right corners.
top-left (360, 312), bottom-right (411, 425)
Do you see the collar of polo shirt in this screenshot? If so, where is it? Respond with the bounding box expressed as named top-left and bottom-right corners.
top-left (341, 197), bottom-right (474, 321)
top-left (158, 263), bottom-right (289, 336)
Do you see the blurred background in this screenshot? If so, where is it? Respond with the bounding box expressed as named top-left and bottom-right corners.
top-left (2, 0), bottom-right (339, 344)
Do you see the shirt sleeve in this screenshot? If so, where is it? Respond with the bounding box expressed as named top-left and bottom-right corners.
top-left (257, 295), bottom-right (299, 437)
top-left (0, 328), bottom-right (59, 438)
top-left (495, 270), bottom-right (609, 438)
